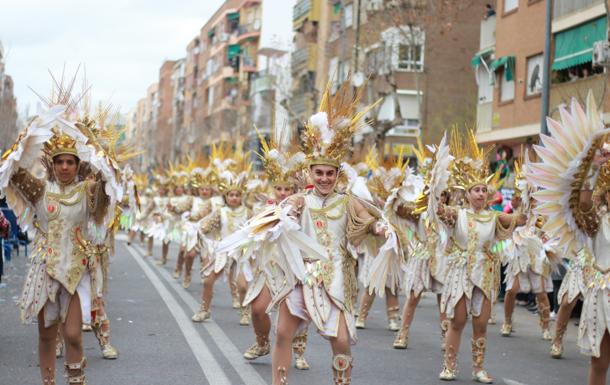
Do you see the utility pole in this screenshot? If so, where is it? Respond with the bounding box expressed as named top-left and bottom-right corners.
top-left (540, 0), bottom-right (553, 136)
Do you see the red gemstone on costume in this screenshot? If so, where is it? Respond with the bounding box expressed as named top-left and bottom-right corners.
top-left (47, 205), bottom-right (55, 213)
top-left (82, 258), bottom-right (87, 265)
top-left (48, 248), bottom-right (53, 254)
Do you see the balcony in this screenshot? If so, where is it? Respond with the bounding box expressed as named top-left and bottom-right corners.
top-left (550, 73), bottom-right (608, 119)
top-left (290, 92), bottom-right (315, 118)
top-left (479, 15), bottom-right (496, 51)
top-left (238, 22), bottom-right (261, 41)
top-left (291, 44), bottom-right (317, 74)
top-left (293, 0), bottom-right (320, 30)
top-left (476, 101), bottom-right (493, 133)
top-left (250, 74), bottom-right (276, 95)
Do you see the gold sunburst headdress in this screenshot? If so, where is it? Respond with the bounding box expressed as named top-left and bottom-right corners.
top-left (213, 142), bottom-right (252, 194)
top-left (255, 127), bottom-right (306, 188)
top-left (366, 146), bottom-right (408, 201)
top-left (190, 153), bottom-right (217, 189)
top-left (301, 80), bottom-right (381, 168)
top-left (449, 127), bottom-right (501, 191)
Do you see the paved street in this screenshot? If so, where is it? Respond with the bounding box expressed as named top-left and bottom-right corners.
top-left (0, 234), bottom-right (590, 385)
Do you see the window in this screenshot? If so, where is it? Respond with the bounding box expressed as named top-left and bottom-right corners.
top-left (504, 0), bottom-right (518, 13)
top-left (398, 43), bottom-right (424, 71)
top-left (344, 3), bottom-right (353, 28)
top-left (525, 54), bottom-right (543, 96)
top-left (500, 70), bottom-right (515, 102)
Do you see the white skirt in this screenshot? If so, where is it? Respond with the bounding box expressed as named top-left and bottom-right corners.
top-left (578, 283), bottom-right (610, 357)
top-left (20, 260), bottom-right (91, 328)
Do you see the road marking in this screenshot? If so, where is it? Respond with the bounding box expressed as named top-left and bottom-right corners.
top-left (125, 244), bottom-right (232, 385)
top-left (133, 244), bottom-right (268, 385)
top-left (503, 380), bottom-right (530, 385)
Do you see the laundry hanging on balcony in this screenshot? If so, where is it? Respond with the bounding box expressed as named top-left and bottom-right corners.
top-left (552, 16), bottom-right (607, 71)
top-left (490, 56), bottom-right (515, 81)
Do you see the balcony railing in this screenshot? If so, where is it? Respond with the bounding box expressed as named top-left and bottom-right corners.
top-left (250, 74), bottom-right (276, 95)
top-left (293, 0), bottom-right (311, 21)
top-left (290, 92), bottom-right (314, 118)
top-left (291, 44), bottom-right (317, 74)
top-left (480, 15), bottom-right (496, 51)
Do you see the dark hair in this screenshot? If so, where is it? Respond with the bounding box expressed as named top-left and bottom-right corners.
top-left (52, 154), bottom-right (80, 164)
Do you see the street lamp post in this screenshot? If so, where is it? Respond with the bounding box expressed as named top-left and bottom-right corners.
top-left (540, 0), bottom-right (553, 136)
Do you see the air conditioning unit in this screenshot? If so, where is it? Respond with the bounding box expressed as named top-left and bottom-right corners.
top-left (592, 40), bottom-right (610, 67)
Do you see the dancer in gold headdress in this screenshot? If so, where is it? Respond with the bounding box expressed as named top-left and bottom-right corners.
top-left (436, 129), bottom-right (526, 383)
top-left (192, 145), bottom-right (252, 324)
top-left (0, 82), bottom-right (123, 384)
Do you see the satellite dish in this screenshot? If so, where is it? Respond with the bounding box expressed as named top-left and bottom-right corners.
top-left (352, 72), bottom-right (365, 87)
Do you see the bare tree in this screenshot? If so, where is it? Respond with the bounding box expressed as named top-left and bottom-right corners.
top-left (359, 0), bottom-right (477, 151)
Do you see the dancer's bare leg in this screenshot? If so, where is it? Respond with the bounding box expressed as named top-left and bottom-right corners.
top-left (272, 302), bottom-right (301, 385)
top-left (589, 331), bottom-right (610, 385)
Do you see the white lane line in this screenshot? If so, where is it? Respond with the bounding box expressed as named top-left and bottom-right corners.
top-left (503, 380), bottom-right (530, 385)
top-left (134, 244), bottom-right (267, 385)
top-left (125, 244), bottom-right (232, 385)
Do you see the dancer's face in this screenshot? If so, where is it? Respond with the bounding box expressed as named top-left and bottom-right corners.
top-left (226, 190), bottom-right (242, 208)
top-left (310, 165), bottom-right (338, 196)
top-left (199, 187), bottom-right (212, 198)
top-left (468, 184), bottom-right (488, 210)
top-left (53, 154), bottom-right (79, 184)
top-left (273, 184), bottom-right (294, 201)
top-left (175, 186), bottom-right (184, 196)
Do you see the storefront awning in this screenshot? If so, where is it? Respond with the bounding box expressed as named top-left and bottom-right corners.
top-left (490, 56), bottom-right (515, 81)
top-left (228, 44), bottom-right (241, 60)
top-left (552, 16), bottom-right (607, 71)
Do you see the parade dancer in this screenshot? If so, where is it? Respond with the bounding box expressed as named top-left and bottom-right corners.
top-left (0, 93), bottom-right (122, 384)
top-left (526, 94), bottom-right (610, 385)
top-left (168, 169), bottom-right (194, 286)
top-left (388, 144), bottom-right (450, 350)
top-left (133, 174), bottom-right (155, 255)
top-left (192, 147), bottom-right (251, 325)
top-left (235, 131), bottom-right (311, 370)
top-left (436, 129), bottom-right (526, 383)
top-left (147, 172), bottom-right (171, 265)
top-left (501, 155), bottom-right (556, 340)
top-left (354, 148), bottom-right (403, 332)
top-left (182, 164), bottom-right (221, 289)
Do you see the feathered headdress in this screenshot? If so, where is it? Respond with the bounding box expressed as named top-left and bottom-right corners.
top-left (255, 127), bottom-right (306, 187)
top-left (212, 142), bottom-right (252, 194)
top-left (301, 80), bottom-right (381, 168)
top-left (527, 92), bottom-right (609, 253)
top-left (366, 146), bottom-right (408, 201)
top-left (449, 127), bottom-right (499, 191)
top-left (190, 153), bottom-right (217, 188)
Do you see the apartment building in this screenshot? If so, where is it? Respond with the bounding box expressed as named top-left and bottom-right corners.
top-left (292, 0), bottom-right (484, 157)
top-left (190, 0), bottom-right (263, 151)
top-left (473, 0), bottom-right (610, 153)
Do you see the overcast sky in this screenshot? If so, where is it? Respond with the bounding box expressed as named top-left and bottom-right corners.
top-left (1, 0), bottom-right (292, 116)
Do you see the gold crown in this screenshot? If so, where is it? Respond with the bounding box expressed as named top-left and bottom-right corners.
top-left (302, 80), bottom-right (380, 168)
top-left (43, 130), bottom-right (78, 159)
